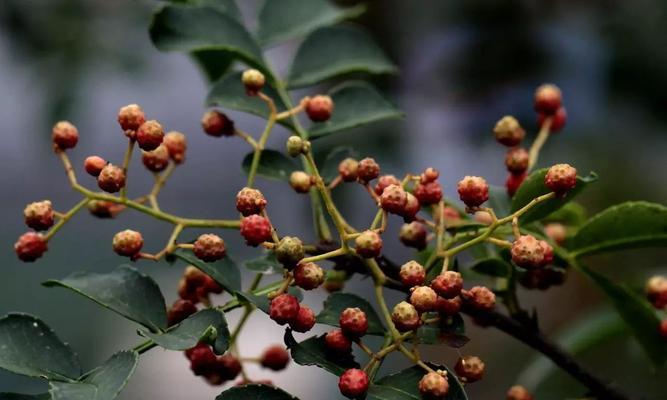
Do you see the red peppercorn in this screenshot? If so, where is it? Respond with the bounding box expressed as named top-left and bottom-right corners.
top-left (239, 215), bottom-right (272, 246)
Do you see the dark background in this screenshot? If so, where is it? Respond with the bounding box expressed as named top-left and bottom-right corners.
top-left (0, 0), bottom-right (666, 398)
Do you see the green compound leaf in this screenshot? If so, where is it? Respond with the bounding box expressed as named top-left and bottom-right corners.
top-left (141, 309), bottom-right (230, 353)
top-left (469, 257), bottom-right (512, 278)
top-left (241, 149), bottom-right (299, 182)
top-left (0, 313), bottom-right (80, 380)
top-left (257, 0), bottom-right (366, 46)
top-left (0, 394), bottom-right (50, 400)
top-left (510, 169), bottom-right (597, 224)
top-left (172, 251), bottom-right (242, 293)
top-left (317, 146), bottom-right (358, 184)
top-left (244, 253), bottom-right (282, 275)
top-left (571, 201), bottom-right (667, 258)
top-left (216, 384), bottom-right (299, 400)
top-left (316, 292), bottom-right (385, 335)
top-left (368, 363), bottom-right (468, 400)
top-left (284, 330), bottom-right (359, 376)
top-left (43, 265), bottom-right (167, 332)
top-left (309, 82), bottom-right (403, 139)
top-left (287, 25), bottom-right (397, 88)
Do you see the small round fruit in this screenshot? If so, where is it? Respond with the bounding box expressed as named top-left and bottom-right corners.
top-left (142, 144), bottom-right (170, 172)
top-left (167, 299), bottom-right (198, 326)
top-left (410, 286), bottom-right (438, 312)
top-left (289, 171), bottom-right (312, 193)
top-left (391, 301), bottom-right (421, 332)
top-left (538, 106), bottom-right (567, 132)
top-left (14, 232), bottom-right (48, 262)
top-left (399, 260), bottom-right (426, 287)
top-left (193, 234), bottom-right (226, 262)
top-left (534, 84), bottom-right (562, 115)
top-left (544, 223), bottom-right (567, 245)
top-left (52, 121), bottom-right (79, 150)
top-left (380, 184), bottom-right (408, 214)
top-left (545, 163), bottom-right (577, 195)
top-left (457, 176), bottom-right (489, 208)
top-left (420, 167), bottom-right (440, 183)
top-left (338, 369), bottom-right (369, 399)
top-left (260, 345), bottom-right (290, 371)
top-left (325, 329), bottom-right (352, 353)
top-left (374, 175), bottom-right (401, 196)
top-left (286, 136), bottom-right (305, 157)
top-left (242, 69), bottom-right (265, 95)
top-left (400, 192), bottom-right (421, 221)
top-left (646, 276), bottom-right (667, 309)
top-left (493, 116), bottom-right (525, 147)
top-left (163, 131), bottom-right (187, 163)
top-left (293, 262), bottom-right (324, 290)
top-left (511, 235), bottom-right (546, 269)
top-left (214, 354), bottom-right (242, 380)
top-left (188, 344), bottom-right (217, 376)
top-left (431, 271), bottom-right (463, 299)
top-left (461, 286), bottom-right (496, 311)
top-left (354, 230), bottom-right (382, 258)
top-left (305, 95), bottom-right (334, 122)
top-left (288, 304), bottom-right (316, 333)
top-left (269, 294), bottom-right (300, 325)
top-left (399, 222), bottom-right (427, 250)
top-left (235, 187), bottom-right (267, 216)
top-left (455, 355), bottom-right (485, 383)
top-left (24, 200), bottom-right (54, 231)
top-left (506, 385), bottom-right (534, 400)
top-left (505, 147), bottom-right (529, 175)
top-left (413, 181), bottom-right (443, 206)
top-left (84, 156), bottom-right (106, 177)
top-left (275, 236), bottom-right (305, 268)
top-left (338, 158), bottom-right (359, 182)
top-left (202, 110), bottom-right (234, 137)
top-left (97, 164), bottom-right (126, 193)
top-left (136, 120), bottom-right (164, 151)
top-left (239, 215), bottom-right (272, 246)
top-left (118, 104), bottom-right (145, 132)
top-left (88, 200), bottom-right (119, 219)
top-left (112, 229), bottom-right (143, 257)
top-left (357, 158), bottom-right (380, 182)
top-left (419, 372), bottom-right (449, 399)
top-left (339, 307), bottom-right (368, 338)
top-left (435, 296), bottom-right (462, 316)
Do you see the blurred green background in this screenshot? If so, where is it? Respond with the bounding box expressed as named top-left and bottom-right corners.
top-left (0, 0), bottom-right (666, 398)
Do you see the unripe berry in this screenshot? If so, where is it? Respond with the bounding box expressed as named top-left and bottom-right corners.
top-left (538, 106), bottom-right (567, 132)
top-left (506, 172), bottom-right (527, 197)
top-left (410, 286), bottom-right (438, 312)
top-left (420, 167), bottom-right (440, 183)
top-left (118, 104), bottom-right (146, 133)
top-left (14, 232), bottom-right (48, 262)
top-left (399, 260), bottom-right (426, 287)
top-left (324, 270), bottom-right (347, 293)
top-left (646, 276), bottom-right (667, 309)
top-left (305, 95), bottom-right (334, 122)
top-left (163, 131), bottom-right (187, 164)
top-left (354, 230), bottom-right (382, 258)
top-left (534, 84), bottom-right (562, 115)
top-left (112, 229), bottom-right (143, 257)
top-left (511, 235), bottom-right (546, 269)
top-left (188, 344), bottom-right (217, 376)
top-left (544, 223), bottom-right (567, 245)
top-left (23, 200), bottom-right (54, 231)
top-left (84, 156), bottom-right (107, 177)
top-left (660, 320), bottom-right (667, 339)
top-left (260, 345), bottom-right (290, 371)
top-left (493, 116), bottom-right (525, 147)
top-left (419, 372), bottom-right (449, 399)
top-left (357, 158), bottom-right (380, 182)
top-left (289, 171), bottom-right (312, 193)
top-left (435, 296), bottom-right (462, 316)
top-left (294, 262), bottom-right (324, 290)
top-left (339, 307), bottom-right (368, 338)
top-left (286, 136), bottom-right (305, 157)
top-left (97, 164), bottom-right (126, 193)
top-left (338, 158), bottom-right (359, 182)
top-left (374, 175), bottom-right (401, 196)
top-left (269, 294), bottom-right (300, 325)
top-left (241, 69), bottom-right (265, 95)
top-left (399, 222), bottom-right (427, 250)
top-left (431, 271), bottom-right (463, 299)
top-left (142, 144), bottom-right (170, 172)
top-left (545, 163), bottom-right (577, 195)
top-left (325, 329), bottom-right (352, 353)
top-left (391, 301), bottom-right (421, 332)
top-left (507, 385), bottom-right (534, 400)
top-left (400, 192), bottom-right (421, 222)
top-left (413, 181), bottom-right (443, 206)
top-left (167, 299), bottom-right (198, 326)
top-left (505, 147), bottom-right (529, 175)
top-left (202, 110), bottom-right (234, 137)
top-left (235, 187), bottom-right (267, 216)
top-left (88, 200), bottom-right (118, 219)
top-left (461, 286), bottom-right (496, 311)
top-left (455, 356), bottom-right (485, 383)
top-left (52, 121), bottom-right (79, 151)
top-left (457, 176), bottom-right (489, 208)
top-left (239, 215), bottom-right (272, 246)
top-left (136, 120), bottom-right (164, 151)
top-left (380, 184), bottom-right (408, 215)
top-left (275, 236), bottom-right (305, 269)
top-left (289, 304), bottom-right (316, 333)
top-left (338, 369), bottom-right (369, 399)
top-left (193, 234), bottom-right (226, 262)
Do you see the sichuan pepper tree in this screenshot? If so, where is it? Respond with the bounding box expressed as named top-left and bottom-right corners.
top-left (4, 1), bottom-right (667, 399)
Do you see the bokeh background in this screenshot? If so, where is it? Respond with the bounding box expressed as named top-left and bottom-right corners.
top-left (1, 0), bottom-right (666, 399)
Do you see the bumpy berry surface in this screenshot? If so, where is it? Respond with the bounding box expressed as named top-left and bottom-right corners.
top-left (357, 158), bottom-right (380, 182)
top-left (52, 121), bottom-right (79, 150)
top-left (545, 163), bottom-right (577, 195)
top-left (338, 368), bottom-right (369, 399)
top-left (461, 286), bottom-right (496, 311)
top-left (431, 271), bottom-right (463, 299)
top-left (202, 110), bottom-right (234, 137)
top-left (419, 372), bottom-right (449, 399)
top-left (493, 116), bottom-right (525, 147)
top-left (325, 329), bottom-right (352, 353)
top-left (339, 307), bottom-right (368, 338)
top-left (136, 120), bottom-right (164, 151)
top-left (193, 234), bottom-right (226, 262)
top-left (413, 181), bottom-right (443, 206)
top-left (112, 229), bottom-right (143, 257)
top-left (380, 184), bottom-right (408, 214)
top-left (235, 187), bottom-right (267, 216)
top-left (142, 144), bottom-right (170, 172)
top-left (241, 69), bottom-right (265, 95)
top-left (455, 355), bottom-right (485, 383)
top-left (338, 158), bottom-right (359, 182)
top-left (399, 221), bottom-right (427, 250)
top-left (400, 192), bottom-right (421, 221)
top-left (14, 232), bottom-right (48, 262)
top-left (511, 235), bottom-right (547, 269)
top-left (275, 236), bottom-right (305, 268)
top-left (163, 131), bottom-right (187, 163)
top-left (354, 230), bottom-right (383, 258)
top-left (400, 260), bottom-right (426, 287)
top-left (288, 304), bottom-right (316, 332)
top-left (97, 164), bottom-right (126, 193)
top-left (269, 294), bottom-right (300, 325)
top-left (505, 147), bottom-right (529, 174)
top-left (239, 215), bottom-right (272, 246)
top-left (23, 200), bottom-right (54, 231)
top-left (391, 301), bottom-right (420, 332)
top-left (410, 286), bottom-right (438, 312)
top-left (457, 176), bottom-right (489, 208)
top-left (305, 95), bottom-right (334, 122)
top-left (118, 104), bottom-right (146, 132)
top-left (294, 262), bottom-right (324, 290)
top-left (435, 296), bottom-right (462, 316)
top-left (374, 174), bottom-right (401, 196)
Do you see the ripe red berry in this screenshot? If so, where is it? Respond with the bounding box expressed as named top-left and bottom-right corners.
top-left (419, 372), bottom-right (449, 399)
top-left (420, 167), bottom-right (440, 183)
top-left (374, 175), bottom-right (401, 196)
top-left (23, 200), bottom-right (54, 231)
top-left (505, 147), bottom-right (529, 175)
top-left (269, 294), bottom-right (300, 325)
top-left (118, 104), bottom-right (146, 133)
top-left (14, 232), bottom-right (48, 262)
top-left (506, 172), bottom-right (527, 197)
top-left (294, 262), bottom-right (324, 290)
top-left (511, 235), bottom-right (547, 269)
top-left (260, 345), bottom-right (290, 371)
top-left (51, 121), bottom-right (79, 151)
top-left (305, 95), bottom-right (334, 122)
top-left (391, 301), bottom-right (421, 332)
top-left (431, 271), bottom-right (463, 299)
top-left (538, 106), bottom-right (567, 132)
top-left (325, 329), bottom-right (352, 353)
top-left (410, 286), bottom-right (438, 312)
top-left (167, 299), bottom-right (198, 326)
top-left (214, 354), bottom-right (242, 381)
top-left (202, 110), bottom-right (235, 137)
top-left (399, 222), bottom-right (427, 250)
top-left (400, 192), bottom-right (421, 222)
top-left (97, 164), bottom-right (126, 193)
top-left (457, 176), bottom-right (489, 208)
top-left (660, 320), bottom-right (667, 339)
top-left (136, 120), bottom-right (164, 151)
top-left (400, 260), bottom-right (426, 288)
top-left (455, 356), bottom-right (485, 383)
top-left (88, 200), bottom-right (119, 219)
top-left (354, 230), bottom-right (382, 258)
top-left (540, 240), bottom-right (554, 266)
top-left (338, 158), bottom-right (359, 182)
top-left (188, 344), bottom-right (217, 376)
top-left (239, 215), bottom-right (272, 246)
top-left (507, 385), bottom-right (534, 400)
top-left (142, 144), bottom-right (170, 172)
top-left (493, 116), bottom-right (525, 147)
top-left (289, 304), bottom-right (316, 333)
top-left (338, 369), bottom-right (369, 399)
top-left (241, 69), bottom-right (265, 95)
top-left (339, 307), bottom-right (368, 338)
top-left (646, 276), bottom-right (667, 309)
top-left (84, 156), bottom-right (107, 177)
top-left (163, 131), bottom-right (187, 164)
top-left (545, 163), bottom-right (577, 195)
top-left (435, 296), bottom-right (462, 316)
top-left (380, 184), bottom-right (408, 215)
top-left (461, 286), bottom-right (496, 311)
top-left (544, 223), bottom-right (567, 245)
top-left (235, 187), bottom-right (267, 216)
top-left (357, 158), bottom-right (380, 182)
top-left (112, 229), bottom-right (143, 257)
top-left (534, 84), bottom-right (562, 115)
top-left (413, 181), bottom-right (443, 206)
top-left (275, 236), bottom-right (305, 269)
top-left (193, 234), bottom-right (226, 262)
top-left (289, 171), bottom-right (312, 193)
